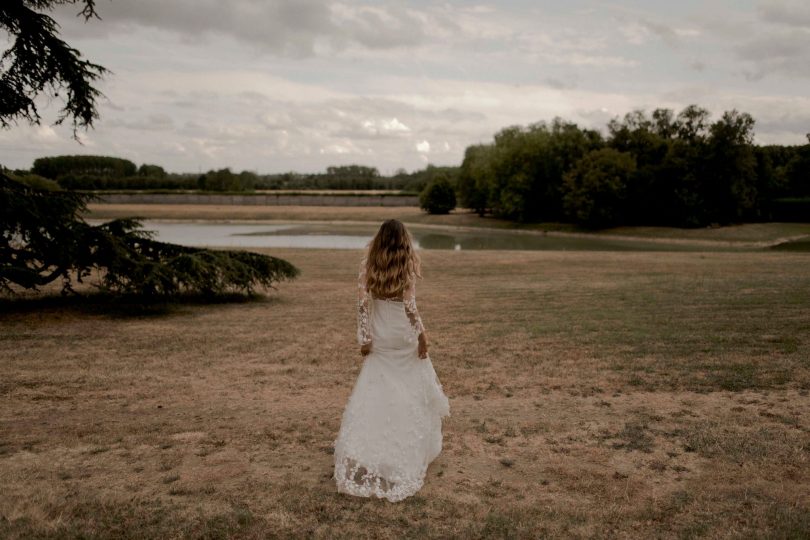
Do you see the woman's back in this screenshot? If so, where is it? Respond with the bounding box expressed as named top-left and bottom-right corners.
top-left (333, 219), bottom-right (450, 502)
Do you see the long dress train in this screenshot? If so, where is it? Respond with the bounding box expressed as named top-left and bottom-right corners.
top-left (332, 260), bottom-right (450, 502)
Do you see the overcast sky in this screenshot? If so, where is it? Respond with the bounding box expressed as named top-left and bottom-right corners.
top-left (2, 0), bottom-right (809, 174)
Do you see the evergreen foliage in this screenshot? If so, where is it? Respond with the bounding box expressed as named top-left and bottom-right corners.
top-left (0, 173), bottom-right (299, 297)
top-left (0, 0), bottom-right (106, 135)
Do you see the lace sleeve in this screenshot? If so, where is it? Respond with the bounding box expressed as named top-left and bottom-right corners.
top-left (357, 259), bottom-right (372, 346)
top-left (403, 273), bottom-right (425, 341)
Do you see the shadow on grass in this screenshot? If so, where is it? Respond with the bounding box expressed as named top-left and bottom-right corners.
top-left (0, 290), bottom-right (277, 319)
top-left (771, 237), bottom-right (810, 251)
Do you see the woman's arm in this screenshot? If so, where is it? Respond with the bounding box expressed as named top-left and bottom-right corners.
top-left (403, 275), bottom-right (429, 359)
top-left (357, 259), bottom-right (372, 354)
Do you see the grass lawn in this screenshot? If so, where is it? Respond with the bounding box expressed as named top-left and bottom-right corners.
top-left (2, 248), bottom-right (809, 538)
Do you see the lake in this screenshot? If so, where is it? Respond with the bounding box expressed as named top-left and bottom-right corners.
top-left (125, 220), bottom-right (747, 252)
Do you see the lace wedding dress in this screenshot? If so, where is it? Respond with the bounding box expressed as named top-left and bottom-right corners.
top-left (333, 259), bottom-right (450, 502)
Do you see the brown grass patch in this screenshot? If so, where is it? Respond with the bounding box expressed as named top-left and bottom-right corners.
top-left (1, 249), bottom-right (809, 538)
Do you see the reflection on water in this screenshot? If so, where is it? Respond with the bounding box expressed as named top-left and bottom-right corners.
top-left (128, 220), bottom-right (726, 252)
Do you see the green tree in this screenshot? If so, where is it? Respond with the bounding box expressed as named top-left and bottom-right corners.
top-left (1, 174), bottom-right (299, 295)
top-left (608, 109), bottom-right (672, 224)
top-left (1, 0), bottom-right (107, 136)
top-left (138, 164), bottom-right (166, 179)
top-left (675, 105), bottom-right (711, 142)
top-left (457, 144), bottom-right (493, 215)
top-left (199, 168), bottom-right (244, 192)
top-left (563, 148), bottom-right (636, 228)
top-left (419, 175), bottom-right (457, 215)
top-left (785, 139), bottom-right (810, 197)
top-left (33, 155), bottom-right (137, 179)
top-left (238, 170), bottom-right (258, 190)
top-left (324, 165), bottom-right (379, 189)
top-left (2, 2), bottom-right (298, 299)
top-left (487, 119), bottom-right (602, 222)
top-left (705, 110), bottom-right (758, 222)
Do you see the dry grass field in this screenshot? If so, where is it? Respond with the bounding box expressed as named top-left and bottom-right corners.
top-left (2, 246), bottom-right (810, 538)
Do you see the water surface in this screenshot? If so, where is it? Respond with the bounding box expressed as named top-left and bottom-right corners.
top-left (127, 221), bottom-right (745, 252)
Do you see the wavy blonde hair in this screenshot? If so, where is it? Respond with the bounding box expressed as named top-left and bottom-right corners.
top-left (365, 219), bottom-right (421, 298)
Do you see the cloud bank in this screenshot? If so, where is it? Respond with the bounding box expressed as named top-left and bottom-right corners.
top-left (2, 0), bottom-right (808, 173)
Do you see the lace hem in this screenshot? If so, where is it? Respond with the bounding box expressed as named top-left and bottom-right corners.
top-left (334, 456), bottom-right (425, 503)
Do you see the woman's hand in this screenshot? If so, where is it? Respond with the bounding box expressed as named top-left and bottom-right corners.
top-left (418, 332), bottom-right (429, 359)
top-left (360, 343), bottom-right (372, 356)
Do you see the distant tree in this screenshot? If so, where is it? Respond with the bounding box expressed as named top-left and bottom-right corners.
top-left (451, 104), bottom-right (806, 227)
top-left (487, 119), bottom-right (602, 221)
top-left (138, 164), bottom-right (166, 179)
top-left (3, 168), bottom-right (60, 191)
top-left (420, 175), bottom-right (457, 215)
top-left (704, 110), bottom-right (758, 222)
top-left (199, 168), bottom-right (244, 192)
top-left (675, 105), bottom-right (711, 142)
top-left (606, 105), bottom-right (761, 227)
top-left (608, 110), bottom-right (671, 224)
top-left (651, 108), bottom-right (677, 139)
top-left (323, 165), bottom-right (379, 189)
top-left (325, 165), bottom-right (379, 179)
top-left (785, 143), bottom-right (810, 197)
top-left (238, 170), bottom-right (258, 190)
top-left (33, 155), bottom-right (137, 179)
top-left (457, 144), bottom-right (493, 215)
top-left (563, 148), bottom-right (636, 228)
top-left (0, 0), bottom-right (107, 136)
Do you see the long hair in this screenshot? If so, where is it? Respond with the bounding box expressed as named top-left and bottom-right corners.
top-left (365, 219), bottom-right (421, 297)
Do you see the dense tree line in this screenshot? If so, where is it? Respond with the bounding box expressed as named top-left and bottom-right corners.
top-left (30, 155), bottom-right (197, 190)
top-left (17, 107), bottom-right (808, 227)
top-left (457, 106), bottom-right (810, 227)
top-left (261, 165), bottom-right (458, 192)
top-left (22, 156), bottom-right (458, 193)
top-left (33, 155), bottom-right (137, 180)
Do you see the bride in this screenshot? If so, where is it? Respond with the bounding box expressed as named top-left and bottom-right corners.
top-left (333, 219), bottom-right (450, 502)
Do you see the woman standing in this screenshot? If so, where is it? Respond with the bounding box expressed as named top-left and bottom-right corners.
top-left (333, 219), bottom-right (450, 502)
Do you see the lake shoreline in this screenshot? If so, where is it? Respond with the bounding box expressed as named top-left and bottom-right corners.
top-left (86, 204), bottom-right (810, 250)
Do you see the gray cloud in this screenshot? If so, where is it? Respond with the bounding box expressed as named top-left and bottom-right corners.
top-left (544, 77), bottom-right (577, 90)
top-left (4, 1), bottom-right (809, 173)
top-left (758, 1), bottom-right (810, 29)
top-left (107, 113), bottom-right (174, 132)
top-left (736, 30), bottom-right (810, 79)
top-left (57, 0), bottom-right (444, 56)
top-left (639, 19), bottom-right (681, 47)
top-left (689, 60), bottom-right (706, 72)
top-left (756, 111), bottom-right (810, 136)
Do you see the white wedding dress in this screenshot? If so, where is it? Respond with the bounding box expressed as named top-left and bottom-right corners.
top-left (333, 259), bottom-right (450, 502)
